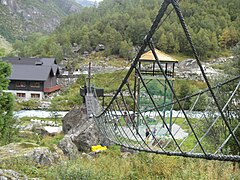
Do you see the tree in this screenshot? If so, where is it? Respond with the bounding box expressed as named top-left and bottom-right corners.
top-left (119, 40), bottom-right (133, 60)
top-left (102, 25), bottom-right (122, 55)
top-left (0, 48), bottom-right (5, 57)
top-left (157, 34), bottom-right (167, 52)
top-left (166, 32), bottom-right (175, 53)
top-left (0, 59), bottom-right (15, 145)
top-left (194, 28), bottom-right (212, 59)
top-left (10, 0), bottom-right (240, 58)
top-left (232, 42), bottom-right (240, 75)
top-left (89, 29), bottom-right (102, 48)
top-left (219, 28), bottom-right (239, 49)
top-left (174, 80), bottom-right (193, 110)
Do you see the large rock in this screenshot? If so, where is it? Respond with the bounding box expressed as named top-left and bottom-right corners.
top-left (62, 105), bottom-right (112, 152)
top-left (58, 135), bottom-right (78, 159)
top-left (24, 147), bottom-right (55, 165)
top-left (62, 105), bottom-right (88, 134)
top-left (70, 119), bottom-right (102, 152)
top-left (0, 169), bottom-right (28, 180)
top-left (0, 142), bottom-right (64, 166)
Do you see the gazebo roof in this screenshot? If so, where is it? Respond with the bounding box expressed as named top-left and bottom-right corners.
top-left (139, 48), bottom-right (178, 63)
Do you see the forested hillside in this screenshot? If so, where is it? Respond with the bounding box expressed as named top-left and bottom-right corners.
top-left (0, 0), bottom-right (81, 42)
top-left (13, 0), bottom-right (240, 61)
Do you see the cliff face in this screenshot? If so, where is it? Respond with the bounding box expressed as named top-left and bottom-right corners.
top-left (0, 0), bottom-right (81, 41)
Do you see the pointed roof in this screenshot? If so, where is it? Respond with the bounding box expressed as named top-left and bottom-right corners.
top-left (140, 49), bottom-right (178, 63)
top-left (2, 57), bottom-right (59, 81)
top-left (10, 65), bottom-right (53, 81)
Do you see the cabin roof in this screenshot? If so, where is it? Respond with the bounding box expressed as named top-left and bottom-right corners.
top-left (2, 57), bottom-right (58, 81)
top-left (2, 57), bottom-right (56, 65)
top-left (9, 65), bottom-right (53, 81)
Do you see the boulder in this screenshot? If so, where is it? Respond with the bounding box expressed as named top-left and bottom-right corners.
top-left (71, 120), bottom-right (102, 152)
top-left (24, 147), bottom-right (55, 165)
top-left (62, 105), bottom-right (113, 152)
top-left (0, 142), bottom-right (64, 166)
top-left (0, 169), bottom-right (28, 180)
top-left (42, 126), bottom-right (62, 136)
top-left (62, 105), bottom-right (88, 134)
top-left (58, 135), bottom-right (78, 159)
top-left (34, 126), bottom-right (49, 136)
top-left (95, 44), bottom-right (105, 52)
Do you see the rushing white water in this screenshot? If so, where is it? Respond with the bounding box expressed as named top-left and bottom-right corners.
top-left (14, 109), bottom-right (212, 119)
top-left (14, 110), bottom-right (69, 118)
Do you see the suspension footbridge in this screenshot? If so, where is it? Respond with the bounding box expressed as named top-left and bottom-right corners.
top-left (83, 0), bottom-right (240, 162)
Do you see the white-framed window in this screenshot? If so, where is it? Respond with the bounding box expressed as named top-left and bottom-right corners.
top-left (16, 93), bottom-right (26, 98)
top-left (31, 93), bottom-right (40, 98)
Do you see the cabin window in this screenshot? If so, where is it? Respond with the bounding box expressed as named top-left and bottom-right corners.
top-left (16, 81), bottom-right (26, 88)
top-left (16, 93), bottom-right (26, 98)
top-left (30, 82), bottom-right (41, 88)
top-left (31, 93), bottom-right (40, 98)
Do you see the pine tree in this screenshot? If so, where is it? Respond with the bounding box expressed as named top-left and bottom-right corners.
top-left (0, 59), bottom-right (15, 145)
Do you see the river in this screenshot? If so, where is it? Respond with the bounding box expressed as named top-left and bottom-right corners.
top-left (14, 110), bottom-right (69, 118)
top-left (14, 109), bottom-right (211, 119)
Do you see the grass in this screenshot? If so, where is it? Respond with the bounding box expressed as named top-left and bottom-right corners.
top-left (44, 147), bottom-right (240, 180)
top-left (14, 116), bottom-right (64, 150)
top-left (78, 51), bottom-right (130, 68)
top-left (20, 116), bottom-right (62, 124)
top-left (39, 133), bottom-right (64, 150)
top-left (1, 145), bottom-right (238, 179)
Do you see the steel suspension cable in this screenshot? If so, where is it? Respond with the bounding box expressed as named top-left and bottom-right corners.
top-left (94, 0), bottom-right (172, 118)
top-left (125, 82), bottom-right (166, 152)
top-left (136, 68), bottom-right (183, 152)
top-left (191, 80), bottom-right (240, 153)
top-left (147, 42), bottom-right (207, 155)
top-left (171, 0), bottom-right (240, 148)
top-left (176, 87), bottom-right (222, 151)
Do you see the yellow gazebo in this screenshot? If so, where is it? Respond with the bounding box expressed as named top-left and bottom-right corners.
top-left (139, 48), bottom-right (178, 78)
top-left (140, 48), bottom-right (178, 63)
top-left (134, 48), bottom-right (178, 133)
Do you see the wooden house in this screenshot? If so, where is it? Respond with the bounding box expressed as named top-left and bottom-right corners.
top-left (2, 57), bottom-right (61, 100)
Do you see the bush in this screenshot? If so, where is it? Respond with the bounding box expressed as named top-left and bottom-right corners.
top-left (17, 99), bottom-right (40, 110)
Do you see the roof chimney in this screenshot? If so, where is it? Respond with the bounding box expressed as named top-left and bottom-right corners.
top-left (35, 61), bottom-right (43, 66)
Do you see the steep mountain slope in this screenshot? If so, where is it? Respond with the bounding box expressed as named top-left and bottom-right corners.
top-left (0, 0), bottom-right (82, 42)
top-left (12, 0), bottom-right (240, 62)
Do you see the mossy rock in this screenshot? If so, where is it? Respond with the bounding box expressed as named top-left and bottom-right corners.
top-left (0, 142), bottom-right (65, 166)
top-left (0, 142), bottom-right (39, 159)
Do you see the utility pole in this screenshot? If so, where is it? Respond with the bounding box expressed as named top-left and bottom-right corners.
top-left (87, 62), bottom-right (92, 94)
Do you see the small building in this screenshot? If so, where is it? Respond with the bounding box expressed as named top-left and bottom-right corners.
top-left (2, 57), bottom-right (61, 100)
